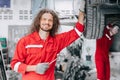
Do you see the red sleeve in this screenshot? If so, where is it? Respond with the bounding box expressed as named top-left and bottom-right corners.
top-left (56, 22), bottom-right (84, 52)
top-left (10, 38), bottom-right (27, 74)
top-left (75, 22), bottom-right (84, 32)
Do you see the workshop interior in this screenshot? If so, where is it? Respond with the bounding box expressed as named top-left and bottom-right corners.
top-left (0, 0), bottom-right (120, 80)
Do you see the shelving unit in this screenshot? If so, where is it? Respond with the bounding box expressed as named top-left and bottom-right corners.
top-left (0, 49), bottom-right (7, 80)
top-left (2, 48), bottom-right (8, 69)
top-left (0, 38), bottom-right (8, 80)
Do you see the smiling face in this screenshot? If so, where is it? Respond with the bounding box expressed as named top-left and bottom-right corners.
top-left (40, 13), bottom-right (53, 32)
top-left (30, 9), bottom-right (60, 37)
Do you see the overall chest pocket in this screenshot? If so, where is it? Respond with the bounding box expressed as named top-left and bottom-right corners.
top-left (45, 47), bottom-right (58, 60)
top-left (45, 43), bottom-right (58, 54)
top-left (26, 48), bottom-right (41, 55)
top-left (26, 48), bottom-right (43, 64)
top-left (45, 46), bottom-right (58, 53)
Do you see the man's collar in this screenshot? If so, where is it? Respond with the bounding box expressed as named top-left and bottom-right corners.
top-left (32, 31), bottom-right (53, 43)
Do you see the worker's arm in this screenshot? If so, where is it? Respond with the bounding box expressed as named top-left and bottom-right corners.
top-left (26, 63), bottom-right (49, 74)
top-left (78, 11), bottom-right (85, 25)
top-left (75, 0), bottom-right (85, 33)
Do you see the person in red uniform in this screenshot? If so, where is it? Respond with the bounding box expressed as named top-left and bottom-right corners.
top-left (10, 2), bottom-right (85, 80)
top-left (95, 23), bottom-right (119, 80)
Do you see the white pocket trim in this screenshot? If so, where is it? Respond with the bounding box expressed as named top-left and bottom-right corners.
top-left (25, 45), bottom-right (43, 48)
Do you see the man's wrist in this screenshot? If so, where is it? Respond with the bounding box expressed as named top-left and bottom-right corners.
top-left (26, 65), bottom-right (37, 72)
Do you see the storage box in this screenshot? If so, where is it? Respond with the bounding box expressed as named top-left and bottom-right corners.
top-left (0, 38), bottom-right (7, 48)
